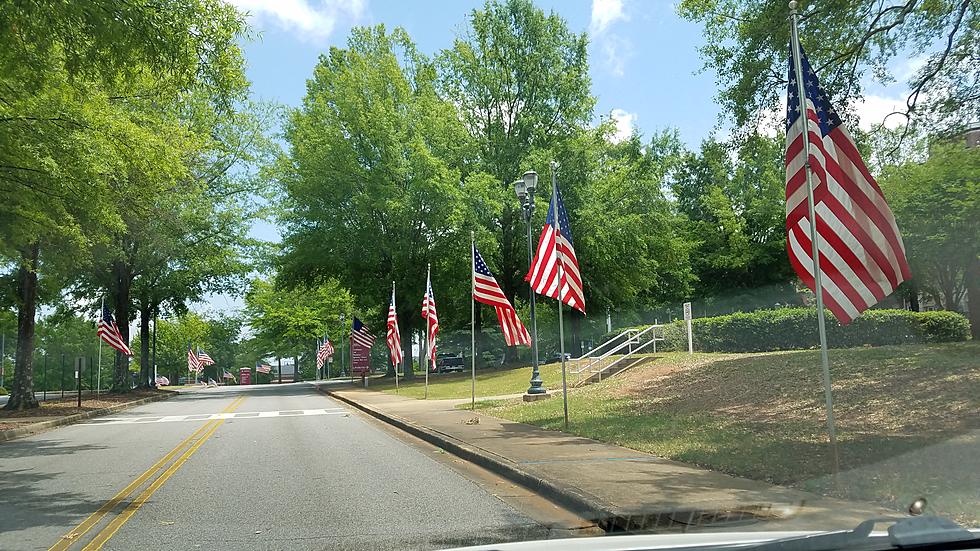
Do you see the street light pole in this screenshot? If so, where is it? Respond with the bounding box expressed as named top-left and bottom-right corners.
top-left (516, 171), bottom-right (545, 395)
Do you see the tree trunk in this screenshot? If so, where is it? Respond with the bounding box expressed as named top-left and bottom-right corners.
top-left (113, 262), bottom-right (133, 392)
top-left (4, 243), bottom-right (40, 411)
top-left (908, 279), bottom-right (920, 311)
top-left (967, 256), bottom-right (980, 340)
top-left (294, 356), bottom-right (300, 382)
top-left (400, 310), bottom-right (414, 381)
top-left (138, 304), bottom-right (151, 388)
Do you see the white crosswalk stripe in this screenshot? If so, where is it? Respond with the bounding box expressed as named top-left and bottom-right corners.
top-left (80, 408), bottom-right (348, 426)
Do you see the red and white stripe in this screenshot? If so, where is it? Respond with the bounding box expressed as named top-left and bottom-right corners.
top-left (526, 183), bottom-right (585, 313)
top-left (387, 289), bottom-right (403, 367)
top-left (473, 247), bottom-right (531, 347)
top-left (97, 319), bottom-right (132, 356)
top-left (785, 53), bottom-right (910, 324)
top-left (187, 346), bottom-right (201, 372)
top-left (421, 276), bottom-right (439, 370)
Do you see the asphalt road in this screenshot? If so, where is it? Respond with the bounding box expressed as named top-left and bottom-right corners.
top-left (0, 383), bottom-right (547, 550)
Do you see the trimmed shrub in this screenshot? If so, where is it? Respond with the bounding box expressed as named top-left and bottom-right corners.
top-left (604, 308), bottom-right (970, 353)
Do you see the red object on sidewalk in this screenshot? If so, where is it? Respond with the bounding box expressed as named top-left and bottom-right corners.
top-left (239, 367), bottom-right (252, 385)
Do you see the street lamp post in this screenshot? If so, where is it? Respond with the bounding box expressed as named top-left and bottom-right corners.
top-left (516, 170), bottom-right (545, 395)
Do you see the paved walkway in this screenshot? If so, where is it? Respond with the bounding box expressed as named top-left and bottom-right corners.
top-left (326, 386), bottom-right (901, 532)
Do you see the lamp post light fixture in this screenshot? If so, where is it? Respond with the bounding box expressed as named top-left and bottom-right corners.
top-left (515, 170), bottom-right (545, 395)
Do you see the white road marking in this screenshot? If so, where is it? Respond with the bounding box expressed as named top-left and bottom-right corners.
top-left (80, 408), bottom-right (348, 426)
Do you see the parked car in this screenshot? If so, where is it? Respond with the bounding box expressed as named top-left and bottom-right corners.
top-left (543, 352), bottom-right (572, 364)
top-left (435, 352), bottom-right (465, 373)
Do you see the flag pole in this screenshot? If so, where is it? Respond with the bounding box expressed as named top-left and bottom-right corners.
top-left (393, 281), bottom-right (399, 394)
top-left (551, 161), bottom-right (570, 431)
top-left (97, 297), bottom-right (103, 395)
top-left (789, 0), bottom-right (839, 477)
top-left (470, 231), bottom-right (476, 411)
top-left (425, 263), bottom-right (430, 400)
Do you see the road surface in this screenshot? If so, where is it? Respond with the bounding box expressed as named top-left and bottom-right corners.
top-left (0, 383), bottom-right (552, 550)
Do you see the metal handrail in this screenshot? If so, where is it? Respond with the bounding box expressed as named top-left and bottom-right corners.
top-left (570, 324), bottom-right (658, 378)
top-left (592, 330), bottom-right (662, 381)
top-left (573, 327), bottom-right (638, 362)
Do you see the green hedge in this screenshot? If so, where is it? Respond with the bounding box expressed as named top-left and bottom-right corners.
top-left (603, 308), bottom-right (970, 353)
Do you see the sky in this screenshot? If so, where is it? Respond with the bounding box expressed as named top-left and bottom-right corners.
top-left (199, 0), bottom-right (916, 317)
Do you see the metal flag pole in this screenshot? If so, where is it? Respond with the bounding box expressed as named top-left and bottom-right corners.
top-left (340, 314), bottom-right (345, 380)
top-left (424, 263), bottom-right (430, 400)
top-left (97, 297), bottom-right (103, 395)
top-left (470, 231), bottom-right (476, 411)
top-left (789, 0), bottom-right (839, 477)
top-left (551, 161), bottom-right (570, 431)
top-left (393, 281), bottom-right (399, 394)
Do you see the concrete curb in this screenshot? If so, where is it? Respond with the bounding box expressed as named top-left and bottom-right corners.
top-left (0, 391), bottom-right (178, 443)
top-left (315, 385), bottom-right (615, 526)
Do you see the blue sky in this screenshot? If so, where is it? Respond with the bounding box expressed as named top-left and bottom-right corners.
top-left (202, 0), bottom-right (915, 317)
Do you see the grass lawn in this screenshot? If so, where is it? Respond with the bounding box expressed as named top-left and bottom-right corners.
top-left (471, 343), bottom-right (980, 525)
top-left (369, 361), bottom-right (570, 400)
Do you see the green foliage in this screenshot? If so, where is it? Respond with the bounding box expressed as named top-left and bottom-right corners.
top-left (677, 0), bottom-right (979, 138)
top-left (879, 141), bottom-right (979, 311)
top-left (608, 308), bottom-right (970, 353)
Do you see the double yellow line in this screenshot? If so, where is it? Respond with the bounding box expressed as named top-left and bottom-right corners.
top-left (50, 395), bottom-right (247, 551)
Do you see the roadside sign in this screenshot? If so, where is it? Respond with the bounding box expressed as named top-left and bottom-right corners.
top-left (351, 342), bottom-right (370, 374)
top-left (683, 302), bottom-right (693, 354)
top-left (239, 367), bottom-right (252, 385)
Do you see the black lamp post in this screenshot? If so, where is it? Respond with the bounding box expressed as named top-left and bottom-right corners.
top-left (515, 170), bottom-right (545, 395)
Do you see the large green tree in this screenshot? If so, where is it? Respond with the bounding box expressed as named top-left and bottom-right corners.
top-left (279, 26), bottom-right (469, 378)
top-left (879, 139), bottom-right (979, 336)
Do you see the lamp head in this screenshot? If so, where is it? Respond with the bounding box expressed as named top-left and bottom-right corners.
top-left (514, 179), bottom-right (527, 202)
top-left (522, 170), bottom-right (538, 194)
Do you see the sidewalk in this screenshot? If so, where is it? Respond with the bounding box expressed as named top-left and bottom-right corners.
top-left (322, 385), bottom-right (902, 533)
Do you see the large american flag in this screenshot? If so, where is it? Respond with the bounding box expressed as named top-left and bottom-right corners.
top-left (256, 362), bottom-right (272, 374)
top-left (197, 351), bottom-right (215, 366)
top-left (421, 273), bottom-right (439, 370)
top-left (97, 304), bottom-right (132, 356)
top-left (187, 345), bottom-right (201, 372)
top-left (386, 288), bottom-right (403, 367)
top-left (474, 246), bottom-right (531, 347)
top-left (526, 177), bottom-right (585, 313)
top-left (351, 318), bottom-right (375, 349)
top-left (785, 46), bottom-right (910, 324)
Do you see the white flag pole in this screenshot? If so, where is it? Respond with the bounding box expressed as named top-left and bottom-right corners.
top-left (97, 297), bottom-right (103, 395)
top-left (789, 0), bottom-right (839, 477)
top-left (424, 263), bottom-right (430, 400)
top-left (551, 161), bottom-right (570, 431)
top-left (470, 232), bottom-right (476, 411)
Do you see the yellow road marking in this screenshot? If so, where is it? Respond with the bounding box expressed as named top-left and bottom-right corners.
top-left (81, 395), bottom-right (246, 550)
top-left (49, 395), bottom-right (245, 551)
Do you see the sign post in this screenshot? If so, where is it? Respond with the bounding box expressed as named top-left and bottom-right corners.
top-left (74, 357), bottom-right (85, 408)
top-left (683, 302), bottom-right (693, 355)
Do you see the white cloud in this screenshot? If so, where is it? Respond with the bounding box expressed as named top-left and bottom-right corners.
top-left (226, 0), bottom-right (365, 42)
top-left (590, 0), bottom-right (628, 35)
top-left (610, 109), bottom-right (636, 142)
top-left (589, 0), bottom-right (631, 77)
top-left (851, 94), bottom-right (909, 131)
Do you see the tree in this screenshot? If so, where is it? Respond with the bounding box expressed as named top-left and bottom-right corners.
top-left (0, 0), bottom-right (251, 408)
top-left (678, 0), bottom-right (978, 141)
top-left (438, 0), bottom-right (594, 306)
top-left (244, 278), bottom-right (355, 373)
top-left (879, 139), bottom-right (979, 335)
top-left (279, 26), bottom-right (469, 377)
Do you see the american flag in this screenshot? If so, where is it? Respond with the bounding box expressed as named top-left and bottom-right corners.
top-left (421, 272), bottom-right (439, 370)
top-left (316, 338), bottom-right (334, 371)
top-left (474, 245), bottom-right (531, 347)
top-left (187, 345), bottom-right (201, 372)
top-left (386, 287), bottom-right (403, 367)
top-left (351, 318), bottom-right (375, 349)
top-left (197, 351), bottom-right (215, 366)
top-left (222, 371), bottom-right (236, 380)
top-left (526, 175), bottom-right (585, 313)
top-left (256, 362), bottom-right (272, 374)
top-left (97, 304), bottom-right (132, 356)
top-left (785, 46), bottom-right (910, 324)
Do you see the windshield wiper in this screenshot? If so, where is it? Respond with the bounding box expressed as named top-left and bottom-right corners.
top-left (739, 516), bottom-right (975, 551)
